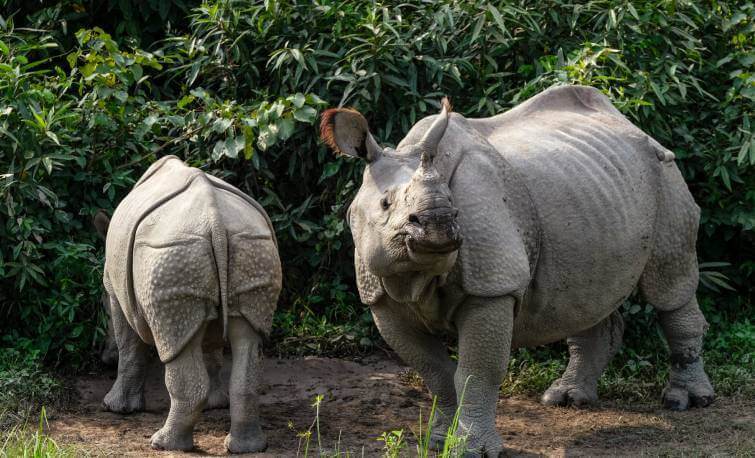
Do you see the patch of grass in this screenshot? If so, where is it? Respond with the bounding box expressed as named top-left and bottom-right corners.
top-left (271, 303), bottom-right (378, 357)
top-left (502, 347), bottom-right (567, 398)
top-left (0, 349), bottom-right (62, 429)
top-left (0, 408), bottom-right (80, 458)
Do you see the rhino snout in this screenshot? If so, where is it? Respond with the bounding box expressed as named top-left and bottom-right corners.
top-left (405, 209), bottom-right (462, 254)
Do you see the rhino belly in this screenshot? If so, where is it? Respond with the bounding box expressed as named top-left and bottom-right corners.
top-left (505, 122), bottom-right (658, 347)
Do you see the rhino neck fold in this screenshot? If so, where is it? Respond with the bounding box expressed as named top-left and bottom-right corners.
top-left (381, 271), bottom-right (446, 306)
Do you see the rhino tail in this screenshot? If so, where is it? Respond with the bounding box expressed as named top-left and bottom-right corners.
top-left (210, 217), bottom-right (230, 339)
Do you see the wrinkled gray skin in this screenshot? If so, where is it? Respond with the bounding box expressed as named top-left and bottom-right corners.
top-left (321, 85), bottom-right (714, 456)
top-left (95, 156), bottom-right (282, 453)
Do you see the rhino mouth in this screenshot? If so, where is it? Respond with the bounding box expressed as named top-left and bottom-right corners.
top-left (406, 235), bottom-right (461, 254)
top-left (404, 217), bottom-right (462, 255)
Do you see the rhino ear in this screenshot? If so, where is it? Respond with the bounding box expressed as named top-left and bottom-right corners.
top-left (451, 152), bottom-right (531, 301)
top-left (93, 210), bottom-right (111, 239)
top-left (320, 108), bottom-right (382, 162)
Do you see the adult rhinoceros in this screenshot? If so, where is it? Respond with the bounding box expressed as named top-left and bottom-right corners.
top-left (320, 85), bottom-right (713, 456)
top-left (95, 155), bottom-right (281, 453)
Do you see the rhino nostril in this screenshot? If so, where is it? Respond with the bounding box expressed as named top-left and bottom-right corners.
top-left (408, 213), bottom-right (421, 225)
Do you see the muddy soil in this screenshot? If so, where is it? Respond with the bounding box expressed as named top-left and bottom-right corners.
top-left (48, 355), bottom-right (754, 457)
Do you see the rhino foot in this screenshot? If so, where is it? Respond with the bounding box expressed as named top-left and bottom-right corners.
top-left (224, 430), bottom-right (267, 454)
top-left (102, 385), bottom-right (145, 413)
top-left (662, 359), bottom-right (714, 411)
top-left (461, 427), bottom-right (504, 457)
top-left (150, 426), bottom-right (194, 451)
top-left (541, 379), bottom-right (596, 408)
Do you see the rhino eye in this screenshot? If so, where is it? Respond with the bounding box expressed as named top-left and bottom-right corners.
top-left (380, 196), bottom-right (391, 210)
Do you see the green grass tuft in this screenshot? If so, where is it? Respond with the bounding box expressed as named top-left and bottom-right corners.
top-left (0, 408), bottom-right (80, 458)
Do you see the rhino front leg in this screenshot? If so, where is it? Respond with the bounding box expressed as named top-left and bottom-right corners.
top-left (542, 310), bottom-right (624, 407)
top-left (103, 292), bottom-right (149, 413)
top-left (453, 296), bottom-right (514, 457)
top-left (658, 297), bottom-right (714, 410)
top-left (371, 301), bottom-right (458, 449)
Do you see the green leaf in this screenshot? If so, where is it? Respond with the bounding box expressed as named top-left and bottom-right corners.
top-left (131, 64), bottom-right (143, 83)
top-left (257, 124), bottom-right (278, 151)
top-left (41, 157), bottom-right (53, 174)
top-left (177, 95), bottom-right (195, 109)
top-left (319, 161), bottom-right (341, 183)
top-left (277, 117), bottom-right (295, 140)
top-left (243, 126), bottom-right (255, 160)
top-left (213, 118), bottom-right (233, 133)
top-left (293, 106), bottom-right (317, 123)
top-left (45, 131), bottom-right (60, 146)
top-left (487, 5), bottom-right (508, 37)
top-left (212, 140), bottom-right (226, 161)
top-left (224, 136), bottom-right (245, 159)
top-left (291, 93), bottom-right (306, 109)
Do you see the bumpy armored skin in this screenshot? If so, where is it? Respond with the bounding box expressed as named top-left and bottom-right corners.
top-left (321, 85), bottom-right (714, 456)
top-left (98, 156), bottom-right (282, 453)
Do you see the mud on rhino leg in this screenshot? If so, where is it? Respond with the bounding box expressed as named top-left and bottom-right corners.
top-left (371, 302), bottom-right (458, 450)
top-left (150, 324), bottom-right (209, 451)
top-left (224, 317), bottom-right (267, 454)
top-left (103, 292), bottom-right (149, 413)
top-left (657, 297), bottom-right (714, 410)
top-left (542, 310), bottom-right (624, 407)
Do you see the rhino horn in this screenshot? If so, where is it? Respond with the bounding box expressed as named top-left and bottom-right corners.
top-left (419, 97), bottom-right (452, 167)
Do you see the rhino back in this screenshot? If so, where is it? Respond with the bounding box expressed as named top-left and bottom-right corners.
top-left (480, 94), bottom-right (665, 345)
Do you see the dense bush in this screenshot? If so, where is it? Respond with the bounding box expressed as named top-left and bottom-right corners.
top-left (0, 1), bottom-right (752, 368)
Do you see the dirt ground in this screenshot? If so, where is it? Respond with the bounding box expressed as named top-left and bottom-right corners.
top-left (48, 355), bottom-right (754, 457)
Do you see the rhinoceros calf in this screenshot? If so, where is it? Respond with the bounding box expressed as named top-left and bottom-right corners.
top-left (320, 85), bottom-right (713, 456)
top-left (94, 156), bottom-right (281, 453)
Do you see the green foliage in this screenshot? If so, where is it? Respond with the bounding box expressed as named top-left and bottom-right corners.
top-left (0, 349), bottom-right (61, 429)
top-left (0, 0), bottom-right (752, 371)
top-left (0, 17), bottom-right (323, 367)
top-left (0, 408), bottom-right (79, 458)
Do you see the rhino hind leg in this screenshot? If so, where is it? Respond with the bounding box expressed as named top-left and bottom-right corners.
top-left (656, 297), bottom-right (714, 410)
top-left (542, 310), bottom-right (624, 407)
top-left (224, 317), bottom-right (267, 454)
top-left (204, 347), bottom-right (228, 410)
top-left (103, 292), bottom-right (149, 414)
top-left (150, 323), bottom-right (209, 451)
top-left (202, 320), bottom-right (229, 410)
